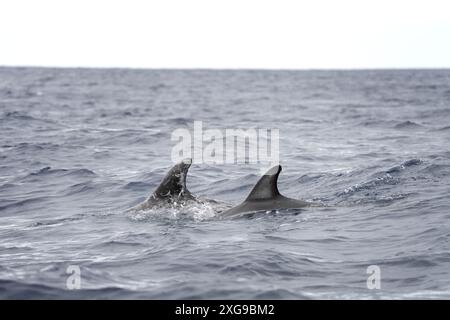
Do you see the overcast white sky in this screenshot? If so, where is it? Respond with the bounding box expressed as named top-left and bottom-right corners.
top-left (0, 0), bottom-right (449, 69)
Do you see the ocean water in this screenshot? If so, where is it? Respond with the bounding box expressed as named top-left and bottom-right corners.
top-left (0, 67), bottom-right (450, 299)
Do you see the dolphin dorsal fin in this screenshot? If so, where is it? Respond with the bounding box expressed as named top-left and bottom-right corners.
top-left (245, 165), bottom-right (282, 201)
top-left (152, 158), bottom-right (192, 199)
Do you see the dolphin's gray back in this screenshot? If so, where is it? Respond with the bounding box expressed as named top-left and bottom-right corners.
top-left (221, 165), bottom-right (310, 217)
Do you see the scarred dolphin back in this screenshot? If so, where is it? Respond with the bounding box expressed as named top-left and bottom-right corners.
top-left (152, 158), bottom-right (193, 199)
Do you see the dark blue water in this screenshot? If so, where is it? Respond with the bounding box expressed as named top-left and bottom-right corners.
top-left (1, 67), bottom-right (450, 299)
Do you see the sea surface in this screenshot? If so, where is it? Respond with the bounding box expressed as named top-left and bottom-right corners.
top-left (0, 67), bottom-right (450, 299)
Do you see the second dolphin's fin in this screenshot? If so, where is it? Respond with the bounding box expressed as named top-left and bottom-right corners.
top-left (245, 165), bottom-right (282, 201)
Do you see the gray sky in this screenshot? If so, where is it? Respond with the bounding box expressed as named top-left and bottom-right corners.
top-left (1, 0), bottom-right (449, 69)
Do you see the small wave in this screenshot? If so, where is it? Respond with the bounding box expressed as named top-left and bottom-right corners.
top-left (0, 197), bottom-right (46, 211)
top-left (435, 125), bottom-right (450, 131)
top-left (420, 163), bottom-right (450, 177)
top-left (358, 119), bottom-right (390, 127)
top-left (0, 87), bottom-right (14, 97)
top-left (9, 142), bottom-right (60, 152)
top-left (68, 169), bottom-right (96, 177)
top-left (24, 167), bottom-right (96, 179)
top-left (27, 212), bottom-right (92, 228)
top-left (0, 279), bottom-right (140, 299)
top-left (97, 240), bottom-right (145, 248)
top-left (253, 288), bottom-right (305, 299)
top-left (64, 182), bottom-right (95, 196)
top-left (296, 173), bottom-right (326, 183)
top-left (28, 210), bottom-right (117, 229)
top-left (394, 120), bottom-right (422, 129)
top-left (149, 83), bottom-right (168, 91)
top-left (335, 159), bottom-right (422, 203)
top-left (0, 111), bottom-right (60, 126)
top-left (420, 107), bottom-right (450, 119)
top-left (0, 183), bottom-right (17, 190)
top-left (63, 126), bottom-right (161, 134)
top-left (374, 256), bottom-right (438, 268)
top-left (337, 174), bottom-right (400, 197)
top-left (347, 192), bottom-right (410, 205)
top-left (168, 117), bottom-right (191, 125)
top-left (386, 158), bottom-right (422, 174)
top-left (31, 166), bottom-right (57, 175)
top-left (123, 181), bottom-right (153, 191)
top-left (2, 111), bottom-right (36, 121)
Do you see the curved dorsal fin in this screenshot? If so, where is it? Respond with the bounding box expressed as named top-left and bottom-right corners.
top-left (152, 158), bottom-right (193, 199)
top-left (245, 165), bottom-right (282, 201)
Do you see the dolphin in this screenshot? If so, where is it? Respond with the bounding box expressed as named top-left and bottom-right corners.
top-left (128, 158), bottom-right (197, 212)
top-left (220, 165), bottom-right (311, 217)
top-left (128, 160), bottom-right (311, 217)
